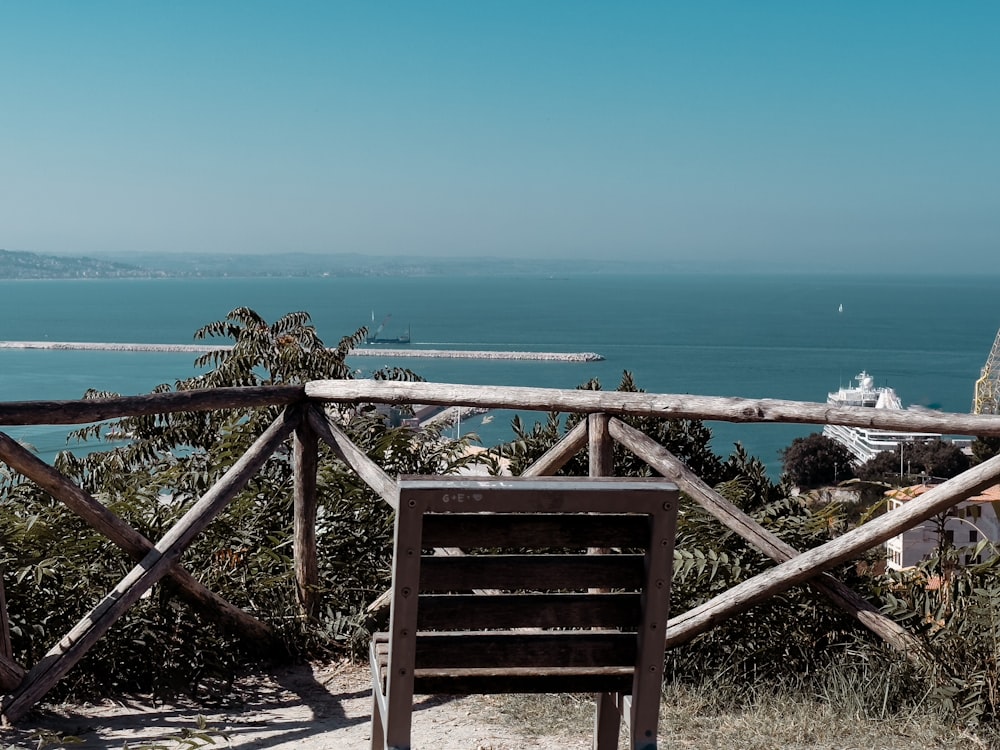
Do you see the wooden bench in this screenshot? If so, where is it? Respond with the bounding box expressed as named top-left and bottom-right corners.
top-left (370, 476), bottom-right (679, 750)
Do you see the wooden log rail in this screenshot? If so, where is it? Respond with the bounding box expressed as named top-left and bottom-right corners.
top-left (0, 386), bottom-right (303, 425)
top-left (303, 380), bottom-right (1000, 436)
top-left (1, 379), bottom-right (1000, 722)
top-left (4, 379), bottom-right (1000, 437)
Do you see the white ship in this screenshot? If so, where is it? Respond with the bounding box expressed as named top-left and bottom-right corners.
top-left (822, 371), bottom-right (940, 464)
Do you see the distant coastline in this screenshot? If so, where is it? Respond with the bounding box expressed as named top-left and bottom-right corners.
top-left (0, 248), bottom-right (637, 280)
top-left (5, 248), bottom-right (975, 280)
top-left (0, 341), bottom-right (604, 363)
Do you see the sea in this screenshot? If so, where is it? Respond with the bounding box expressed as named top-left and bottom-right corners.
top-left (2, 273), bottom-right (998, 478)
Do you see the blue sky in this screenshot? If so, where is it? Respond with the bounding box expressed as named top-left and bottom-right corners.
top-left (1, 2), bottom-right (997, 271)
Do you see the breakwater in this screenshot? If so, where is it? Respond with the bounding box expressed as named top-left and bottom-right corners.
top-left (352, 348), bottom-right (604, 362)
top-left (0, 341), bottom-right (604, 362)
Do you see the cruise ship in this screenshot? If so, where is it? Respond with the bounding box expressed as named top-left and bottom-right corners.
top-left (822, 371), bottom-right (940, 464)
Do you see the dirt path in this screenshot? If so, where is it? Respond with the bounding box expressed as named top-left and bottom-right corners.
top-left (1, 661), bottom-right (593, 749)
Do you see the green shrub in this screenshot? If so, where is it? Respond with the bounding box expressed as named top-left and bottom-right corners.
top-left (0, 309), bottom-right (482, 700)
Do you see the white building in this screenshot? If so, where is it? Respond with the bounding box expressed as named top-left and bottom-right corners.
top-left (883, 484), bottom-right (1000, 570)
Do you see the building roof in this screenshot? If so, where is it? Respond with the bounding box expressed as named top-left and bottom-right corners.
top-left (885, 483), bottom-right (1000, 504)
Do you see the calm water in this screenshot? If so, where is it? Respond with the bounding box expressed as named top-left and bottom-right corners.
top-left (2, 274), bottom-right (997, 475)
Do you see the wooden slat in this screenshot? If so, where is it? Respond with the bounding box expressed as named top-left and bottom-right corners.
top-left (417, 592), bottom-right (642, 631)
top-left (418, 554), bottom-right (646, 592)
top-left (414, 669), bottom-right (633, 696)
top-left (413, 632), bottom-right (638, 670)
top-left (373, 638), bottom-right (634, 693)
top-left (401, 476), bottom-right (673, 516)
top-left (421, 513), bottom-right (650, 549)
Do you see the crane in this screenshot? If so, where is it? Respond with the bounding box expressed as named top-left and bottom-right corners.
top-left (371, 312), bottom-right (391, 337)
top-left (973, 326), bottom-right (1000, 414)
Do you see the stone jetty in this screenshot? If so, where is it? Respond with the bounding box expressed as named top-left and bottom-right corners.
top-left (0, 341), bottom-right (217, 353)
top-left (352, 348), bottom-right (604, 362)
top-left (0, 341), bottom-right (604, 362)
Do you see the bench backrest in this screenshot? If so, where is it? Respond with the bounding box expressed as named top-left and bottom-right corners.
top-left (380, 476), bottom-right (679, 739)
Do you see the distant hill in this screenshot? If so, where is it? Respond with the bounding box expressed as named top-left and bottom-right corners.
top-left (0, 249), bottom-right (150, 279)
top-left (92, 250), bottom-right (637, 277)
top-left (2, 249), bottom-right (639, 279)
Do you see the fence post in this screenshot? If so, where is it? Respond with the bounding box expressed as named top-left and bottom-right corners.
top-left (588, 413), bottom-right (613, 478)
top-left (294, 420), bottom-right (320, 619)
top-left (0, 570), bottom-right (24, 692)
top-left (587, 412), bottom-right (620, 747)
top-left (0, 571), bottom-right (10, 662)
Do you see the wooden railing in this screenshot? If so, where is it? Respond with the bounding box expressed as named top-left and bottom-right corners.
top-left (2, 379), bottom-right (1000, 723)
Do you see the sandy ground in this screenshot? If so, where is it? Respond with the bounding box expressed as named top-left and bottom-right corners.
top-left (0, 660), bottom-right (593, 749)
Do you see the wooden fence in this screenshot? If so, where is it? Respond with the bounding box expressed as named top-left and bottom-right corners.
top-left (2, 379), bottom-right (1000, 723)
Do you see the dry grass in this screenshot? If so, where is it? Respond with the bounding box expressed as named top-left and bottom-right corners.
top-left (656, 682), bottom-right (992, 750)
top-left (494, 683), bottom-right (999, 749)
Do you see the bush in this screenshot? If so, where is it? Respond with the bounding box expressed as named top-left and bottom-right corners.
top-left (877, 550), bottom-right (1000, 725)
top-left (779, 433), bottom-right (855, 488)
top-left (858, 438), bottom-right (970, 483)
top-left (0, 309), bottom-right (483, 700)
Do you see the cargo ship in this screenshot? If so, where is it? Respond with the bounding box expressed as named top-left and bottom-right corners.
top-left (365, 312), bottom-right (411, 345)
